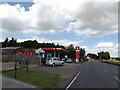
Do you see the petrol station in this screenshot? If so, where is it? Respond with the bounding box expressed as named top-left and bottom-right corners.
top-left (36, 47), bottom-right (81, 62)
top-left (14, 46), bottom-right (81, 63)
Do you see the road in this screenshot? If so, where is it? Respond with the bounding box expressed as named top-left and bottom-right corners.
top-left (2, 76), bottom-right (37, 88)
top-left (66, 60), bottom-right (119, 89)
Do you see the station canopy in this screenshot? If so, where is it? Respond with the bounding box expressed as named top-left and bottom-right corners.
top-left (35, 48), bottom-right (45, 53)
top-left (42, 48), bottom-right (69, 52)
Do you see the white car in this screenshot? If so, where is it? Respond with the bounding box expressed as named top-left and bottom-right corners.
top-left (66, 58), bottom-right (72, 63)
top-left (46, 57), bottom-right (64, 66)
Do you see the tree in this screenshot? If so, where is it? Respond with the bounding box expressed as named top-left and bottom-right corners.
top-left (97, 51), bottom-right (110, 60)
top-left (80, 48), bottom-right (86, 60)
top-left (67, 44), bottom-right (75, 58)
top-left (9, 37), bottom-right (18, 46)
top-left (4, 38), bottom-right (9, 43)
top-left (2, 38), bottom-right (9, 47)
top-left (67, 44), bottom-right (74, 51)
top-left (2, 37), bottom-right (18, 47)
top-left (87, 53), bottom-right (98, 60)
top-left (20, 40), bottom-right (39, 49)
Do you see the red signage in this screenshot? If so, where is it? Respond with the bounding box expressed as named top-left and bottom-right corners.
top-left (16, 52), bottom-right (34, 55)
top-left (42, 48), bottom-right (69, 52)
top-left (76, 46), bottom-right (80, 50)
top-left (75, 46), bottom-right (80, 59)
top-left (76, 53), bottom-right (80, 58)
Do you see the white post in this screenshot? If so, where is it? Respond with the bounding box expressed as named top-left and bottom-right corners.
top-left (54, 51), bottom-right (56, 57)
top-left (58, 52), bottom-right (60, 58)
top-left (40, 58), bottom-right (41, 66)
top-left (76, 58), bottom-right (79, 62)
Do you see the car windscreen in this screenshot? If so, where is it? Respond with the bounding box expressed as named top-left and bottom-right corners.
top-left (48, 58), bottom-right (52, 60)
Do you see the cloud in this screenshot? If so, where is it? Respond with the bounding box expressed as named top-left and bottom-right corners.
top-left (85, 42), bottom-right (118, 57)
top-left (80, 46), bottom-right (87, 49)
top-left (0, 4), bottom-right (28, 34)
top-left (72, 2), bottom-right (118, 37)
top-left (0, 1), bottom-right (68, 35)
top-left (0, 1), bottom-right (118, 37)
top-left (95, 42), bottom-right (114, 48)
top-left (1, 0), bottom-right (33, 2)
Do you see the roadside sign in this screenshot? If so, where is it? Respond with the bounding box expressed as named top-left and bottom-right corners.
top-left (38, 56), bottom-right (42, 58)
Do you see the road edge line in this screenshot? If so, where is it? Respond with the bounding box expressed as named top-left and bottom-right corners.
top-left (65, 62), bottom-right (86, 90)
top-left (65, 76), bottom-right (77, 90)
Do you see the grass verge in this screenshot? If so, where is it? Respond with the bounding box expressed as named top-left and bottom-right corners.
top-left (3, 70), bottom-right (61, 88)
top-left (101, 60), bottom-right (120, 66)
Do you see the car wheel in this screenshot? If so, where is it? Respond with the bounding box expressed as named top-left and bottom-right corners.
top-left (52, 63), bottom-right (55, 67)
top-left (61, 63), bottom-right (64, 66)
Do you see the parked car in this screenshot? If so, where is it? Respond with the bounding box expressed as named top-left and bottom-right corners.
top-left (71, 58), bottom-right (76, 62)
top-left (61, 58), bottom-right (65, 61)
top-left (46, 57), bottom-right (64, 66)
top-left (66, 58), bottom-right (72, 63)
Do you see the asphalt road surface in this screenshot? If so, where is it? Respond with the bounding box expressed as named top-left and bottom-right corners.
top-left (66, 60), bottom-right (119, 89)
top-left (2, 76), bottom-right (37, 88)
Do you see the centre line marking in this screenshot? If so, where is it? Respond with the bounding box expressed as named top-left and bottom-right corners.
top-left (102, 68), bottom-right (108, 73)
top-left (113, 76), bottom-right (120, 82)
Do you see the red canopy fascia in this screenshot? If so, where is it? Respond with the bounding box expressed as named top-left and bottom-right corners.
top-left (42, 48), bottom-right (69, 52)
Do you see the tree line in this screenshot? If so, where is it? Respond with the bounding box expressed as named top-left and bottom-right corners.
top-left (87, 51), bottom-right (110, 60)
top-left (2, 37), bottom-right (65, 49)
top-left (2, 37), bottom-right (86, 59)
top-left (2, 37), bottom-right (112, 60)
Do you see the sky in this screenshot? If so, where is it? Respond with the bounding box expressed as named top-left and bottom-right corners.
top-left (0, 0), bottom-right (119, 57)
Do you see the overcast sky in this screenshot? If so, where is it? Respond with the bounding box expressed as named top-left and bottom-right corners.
top-left (0, 0), bottom-right (119, 57)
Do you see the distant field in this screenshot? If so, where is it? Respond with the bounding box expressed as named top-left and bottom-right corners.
top-left (101, 60), bottom-right (120, 66)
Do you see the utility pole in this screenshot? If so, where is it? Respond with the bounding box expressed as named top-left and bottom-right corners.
top-left (99, 55), bottom-right (101, 60)
top-left (14, 60), bottom-right (17, 78)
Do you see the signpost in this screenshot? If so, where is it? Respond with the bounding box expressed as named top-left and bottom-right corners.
top-left (14, 58), bottom-right (29, 78)
top-left (65, 55), bottom-right (67, 61)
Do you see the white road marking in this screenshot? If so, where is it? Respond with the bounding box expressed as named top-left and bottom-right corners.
top-left (102, 68), bottom-right (108, 73)
top-left (65, 76), bottom-right (77, 90)
top-left (76, 71), bottom-right (81, 77)
top-left (113, 76), bottom-right (120, 82)
top-left (65, 71), bottom-right (81, 90)
top-left (65, 63), bottom-right (86, 90)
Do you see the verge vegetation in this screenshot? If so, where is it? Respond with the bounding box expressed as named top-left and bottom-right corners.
top-left (101, 60), bottom-right (120, 66)
top-left (3, 70), bottom-right (61, 88)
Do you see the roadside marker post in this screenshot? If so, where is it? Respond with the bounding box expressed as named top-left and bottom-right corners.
top-left (14, 60), bottom-right (17, 78)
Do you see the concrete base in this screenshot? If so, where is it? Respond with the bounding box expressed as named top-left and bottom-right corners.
top-left (76, 58), bottom-right (79, 62)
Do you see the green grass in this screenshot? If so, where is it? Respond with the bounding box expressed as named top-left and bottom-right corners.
top-left (3, 70), bottom-right (61, 88)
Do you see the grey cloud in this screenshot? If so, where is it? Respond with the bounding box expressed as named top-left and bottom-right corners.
top-left (1, 2), bottom-right (118, 37)
top-left (2, 17), bottom-right (25, 33)
top-left (73, 2), bottom-right (118, 37)
top-left (27, 3), bottom-right (67, 34)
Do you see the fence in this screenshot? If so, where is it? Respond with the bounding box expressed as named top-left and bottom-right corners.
top-left (2, 55), bottom-right (41, 65)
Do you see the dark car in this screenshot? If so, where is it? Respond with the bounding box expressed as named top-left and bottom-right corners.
top-left (41, 57), bottom-right (46, 65)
